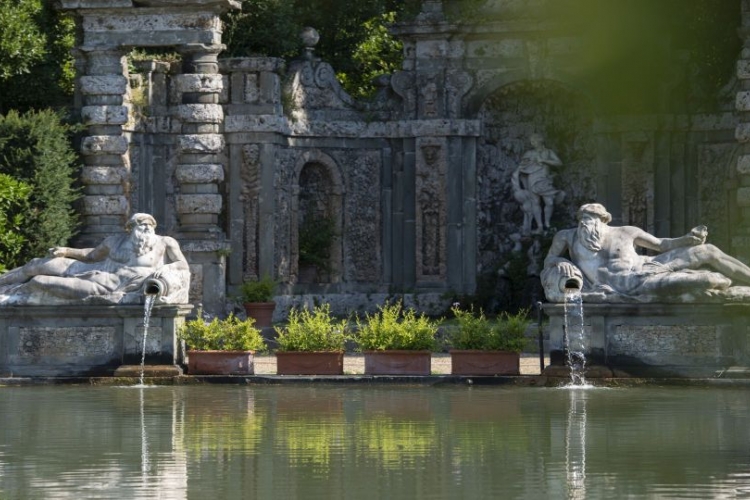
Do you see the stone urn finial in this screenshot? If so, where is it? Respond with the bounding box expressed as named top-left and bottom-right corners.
top-left (300, 27), bottom-right (320, 60)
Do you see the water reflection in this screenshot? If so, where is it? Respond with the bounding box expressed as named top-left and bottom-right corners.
top-left (0, 385), bottom-right (749, 498)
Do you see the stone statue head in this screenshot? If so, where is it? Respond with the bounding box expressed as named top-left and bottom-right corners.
top-left (577, 203), bottom-right (612, 224)
top-left (126, 213), bottom-right (157, 232)
top-left (529, 133), bottom-right (544, 148)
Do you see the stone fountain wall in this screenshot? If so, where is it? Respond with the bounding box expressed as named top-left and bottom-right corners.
top-left (61, 0), bottom-right (746, 319)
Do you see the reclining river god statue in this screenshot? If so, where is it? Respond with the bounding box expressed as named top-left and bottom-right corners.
top-left (541, 203), bottom-right (750, 303)
top-left (0, 213), bottom-right (190, 305)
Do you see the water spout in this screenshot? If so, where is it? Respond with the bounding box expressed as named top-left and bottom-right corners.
top-left (564, 277), bottom-right (582, 290)
top-left (143, 277), bottom-right (165, 297)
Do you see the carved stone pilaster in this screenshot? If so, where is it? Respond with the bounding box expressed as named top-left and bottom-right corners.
top-left (416, 138), bottom-right (447, 282)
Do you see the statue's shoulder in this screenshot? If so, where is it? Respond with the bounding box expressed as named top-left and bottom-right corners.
top-left (554, 228), bottom-right (576, 241)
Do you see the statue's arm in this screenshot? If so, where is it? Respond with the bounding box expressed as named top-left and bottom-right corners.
top-left (542, 148), bottom-right (563, 167)
top-left (543, 230), bottom-right (573, 268)
top-left (156, 237), bottom-right (189, 273)
top-left (49, 242), bottom-right (110, 262)
top-left (633, 226), bottom-right (704, 253)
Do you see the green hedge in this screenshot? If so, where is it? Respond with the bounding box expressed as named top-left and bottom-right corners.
top-left (0, 109), bottom-right (80, 270)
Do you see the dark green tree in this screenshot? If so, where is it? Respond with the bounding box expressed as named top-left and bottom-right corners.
top-left (0, 0), bottom-right (75, 113)
top-left (0, 109), bottom-right (80, 266)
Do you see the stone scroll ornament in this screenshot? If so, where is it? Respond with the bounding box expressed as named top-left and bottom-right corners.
top-left (541, 203), bottom-right (750, 303)
top-left (0, 214), bottom-right (190, 306)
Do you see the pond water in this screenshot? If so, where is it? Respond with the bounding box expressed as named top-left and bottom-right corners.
top-left (0, 384), bottom-right (749, 499)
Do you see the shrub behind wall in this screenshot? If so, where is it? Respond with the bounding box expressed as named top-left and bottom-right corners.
top-left (0, 109), bottom-right (80, 269)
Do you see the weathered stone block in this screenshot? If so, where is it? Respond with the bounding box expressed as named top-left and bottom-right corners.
top-left (737, 155), bottom-right (750, 176)
top-left (735, 122), bottom-right (750, 143)
top-left (737, 91), bottom-right (750, 111)
top-left (176, 164), bottom-right (224, 184)
top-left (83, 195), bottom-right (129, 215)
top-left (80, 75), bottom-right (128, 95)
top-left (172, 74), bottom-right (224, 93)
top-left (176, 194), bottom-right (222, 214)
top-left (178, 134), bottom-right (224, 153)
top-left (174, 104), bottom-right (224, 123)
top-left (81, 135), bottom-right (129, 155)
top-left (81, 166), bottom-right (128, 185)
top-left (81, 105), bottom-right (129, 125)
top-left (738, 60), bottom-right (750, 80)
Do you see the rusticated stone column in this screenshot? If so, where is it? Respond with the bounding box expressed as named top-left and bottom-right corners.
top-left (173, 44), bottom-right (226, 237)
top-left (77, 47), bottom-right (131, 245)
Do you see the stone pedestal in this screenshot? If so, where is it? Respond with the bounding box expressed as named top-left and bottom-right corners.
top-left (543, 303), bottom-right (750, 377)
top-left (0, 305), bottom-right (192, 377)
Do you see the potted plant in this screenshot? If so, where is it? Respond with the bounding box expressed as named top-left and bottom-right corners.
top-left (240, 275), bottom-right (276, 328)
top-left (274, 303), bottom-right (349, 375)
top-left (448, 305), bottom-right (530, 375)
top-left (354, 301), bottom-right (440, 375)
top-left (179, 310), bottom-right (267, 375)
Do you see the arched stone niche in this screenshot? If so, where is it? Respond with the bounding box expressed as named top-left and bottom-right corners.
top-left (290, 151), bottom-right (345, 286)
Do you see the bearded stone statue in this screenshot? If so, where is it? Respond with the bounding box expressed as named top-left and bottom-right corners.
top-left (541, 203), bottom-right (750, 303)
top-left (0, 213), bottom-right (190, 305)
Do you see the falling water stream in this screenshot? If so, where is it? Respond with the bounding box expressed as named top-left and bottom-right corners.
top-left (563, 289), bottom-right (588, 387)
top-left (138, 294), bottom-right (156, 386)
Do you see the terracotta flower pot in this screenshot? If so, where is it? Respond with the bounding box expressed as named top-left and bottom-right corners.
top-left (275, 351), bottom-right (345, 375)
top-left (449, 350), bottom-right (520, 375)
top-left (243, 301), bottom-right (276, 328)
top-left (187, 350), bottom-right (255, 375)
top-left (363, 350), bottom-right (432, 375)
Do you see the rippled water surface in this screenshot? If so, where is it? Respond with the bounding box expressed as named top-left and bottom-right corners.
top-left (0, 384), bottom-right (748, 499)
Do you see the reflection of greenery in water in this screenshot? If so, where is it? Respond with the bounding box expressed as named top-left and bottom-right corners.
top-left (275, 417), bottom-right (345, 468)
top-left (2, 386), bottom-right (750, 498)
top-left (353, 418), bottom-right (437, 466)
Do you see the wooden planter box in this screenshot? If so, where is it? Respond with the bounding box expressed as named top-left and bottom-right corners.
top-left (187, 350), bottom-right (255, 375)
top-left (275, 351), bottom-right (345, 375)
top-left (363, 350), bottom-right (432, 375)
top-left (449, 350), bottom-right (520, 375)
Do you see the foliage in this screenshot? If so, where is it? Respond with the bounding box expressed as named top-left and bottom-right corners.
top-left (0, 174), bottom-right (31, 272)
top-left (274, 303), bottom-right (349, 352)
top-left (222, 0), bottom-right (301, 59)
top-left (355, 301), bottom-right (439, 351)
top-left (449, 305), bottom-right (530, 353)
top-left (337, 11), bottom-right (403, 99)
top-left (223, 0), bottom-right (417, 99)
top-left (240, 275), bottom-right (276, 303)
top-left (0, 109), bottom-right (80, 266)
top-left (0, 1), bottom-right (75, 112)
top-left (299, 215), bottom-right (336, 271)
top-left (179, 310), bottom-right (267, 352)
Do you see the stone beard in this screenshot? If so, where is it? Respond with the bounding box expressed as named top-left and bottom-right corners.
top-left (132, 226), bottom-right (157, 256)
top-left (578, 217), bottom-right (603, 252)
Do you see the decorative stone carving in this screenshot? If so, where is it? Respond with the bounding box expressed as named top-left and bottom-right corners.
top-left (542, 203), bottom-right (750, 303)
top-left (511, 133), bottom-right (565, 234)
top-left (240, 144), bottom-right (261, 280)
top-left (417, 141), bottom-right (446, 280)
top-left (0, 213), bottom-right (190, 305)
